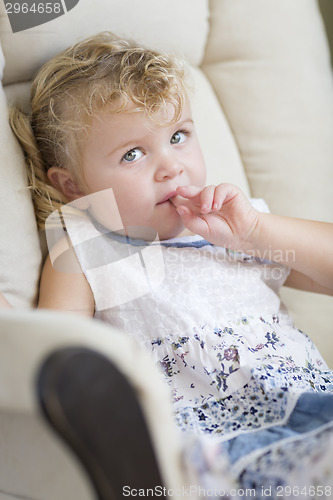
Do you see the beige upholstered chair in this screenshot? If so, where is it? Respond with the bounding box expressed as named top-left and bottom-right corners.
top-left (0, 310), bottom-right (187, 499)
top-left (0, 1), bottom-right (332, 497)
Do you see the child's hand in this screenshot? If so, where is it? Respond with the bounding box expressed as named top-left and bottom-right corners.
top-left (171, 184), bottom-right (260, 251)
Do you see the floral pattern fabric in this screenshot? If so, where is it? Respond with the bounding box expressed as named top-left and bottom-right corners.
top-left (63, 202), bottom-right (333, 498)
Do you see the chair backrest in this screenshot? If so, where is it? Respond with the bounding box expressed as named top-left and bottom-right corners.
top-left (0, 0), bottom-right (249, 308)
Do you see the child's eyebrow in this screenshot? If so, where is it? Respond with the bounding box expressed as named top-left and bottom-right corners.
top-left (176, 118), bottom-right (194, 128)
top-left (104, 140), bottom-right (142, 159)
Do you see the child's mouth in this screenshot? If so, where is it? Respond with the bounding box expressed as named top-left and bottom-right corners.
top-left (157, 191), bottom-right (178, 205)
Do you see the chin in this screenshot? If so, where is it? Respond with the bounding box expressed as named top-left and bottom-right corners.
top-left (123, 213), bottom-right (184, 242)
top-left (157, 222), bottom-right (185, 241)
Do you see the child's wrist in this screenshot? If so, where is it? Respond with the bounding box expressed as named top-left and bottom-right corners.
top-left (243, 210), bottom-right (265, 255)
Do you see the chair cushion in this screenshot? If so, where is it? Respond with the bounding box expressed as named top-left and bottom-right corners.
top-left (0, 82), bottom-right (41, 307)
top-left (0, 0), bottom-right (209, 85)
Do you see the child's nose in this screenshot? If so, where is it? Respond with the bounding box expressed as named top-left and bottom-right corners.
top-left (154, 153), bottom-right (183, 181)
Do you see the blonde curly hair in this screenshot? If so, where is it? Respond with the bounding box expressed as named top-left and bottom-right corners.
top-left (9, 32), bottom-right (188, 229)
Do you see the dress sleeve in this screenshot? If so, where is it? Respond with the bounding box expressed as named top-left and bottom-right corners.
top-left (249, 197), bottom-right (270, 214)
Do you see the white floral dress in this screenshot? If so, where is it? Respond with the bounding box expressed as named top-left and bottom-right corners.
top-left (62, 201), bottom-right (333, 499)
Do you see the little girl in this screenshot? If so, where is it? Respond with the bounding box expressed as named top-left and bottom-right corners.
top-left (10, 32), bottom-right (333, 497)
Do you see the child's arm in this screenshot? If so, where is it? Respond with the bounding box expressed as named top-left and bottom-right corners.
top-left (251, 213), bottom-right (333, 295)
top-left (38, 239), bottom-right (95, 316)
top-left (172, 184), bottom-right (333, 294)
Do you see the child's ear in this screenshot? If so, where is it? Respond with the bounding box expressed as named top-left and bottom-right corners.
top-left (47, 167), bottom-right (84, 201)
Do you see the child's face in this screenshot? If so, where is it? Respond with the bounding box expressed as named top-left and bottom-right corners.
top-left (80, 97), bottom-right (206, 240)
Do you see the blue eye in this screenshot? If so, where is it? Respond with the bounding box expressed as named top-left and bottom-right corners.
top-left (170, 131), bottom-right (187, 144)
top-left (122, 148), bottom-right (143, 163)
